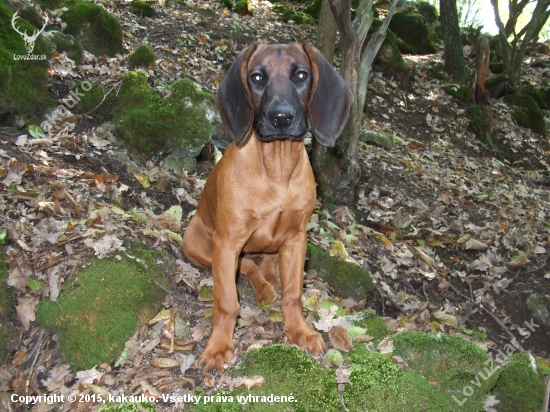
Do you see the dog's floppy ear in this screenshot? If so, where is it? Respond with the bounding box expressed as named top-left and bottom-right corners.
top-left (303, 44), bottom-right (353, 147)
top-left (215, 44), bottom-right (258, 145)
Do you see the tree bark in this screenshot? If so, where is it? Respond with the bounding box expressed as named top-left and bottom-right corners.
top-left (315, 0), bottom-right (337, 62)
top-left (440, 0), bottom-right (466, 83)
top-left (313, 0), bottom-right (398, 206)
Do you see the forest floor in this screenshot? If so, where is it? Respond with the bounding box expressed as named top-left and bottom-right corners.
top-left (0, 0), bottom-right (549, 410)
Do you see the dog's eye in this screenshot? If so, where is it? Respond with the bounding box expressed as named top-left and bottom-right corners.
top-left (296, 71), bottom-right (308, 81)
top-left (250, 73), bottom-right (264, 83)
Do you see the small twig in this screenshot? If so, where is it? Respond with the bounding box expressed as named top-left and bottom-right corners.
top-left (82, 81), bottom-right (122, 116)
top-left (25, 329), bottom-right (45, 401)
top-left (542, 375), bottom-right (549, 412)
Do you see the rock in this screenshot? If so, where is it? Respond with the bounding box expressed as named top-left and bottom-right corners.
top-left (115, 72), bottom-right (213, 161)
top-left (127, 44), bottom-right (156, 69)
top-left (504, 94), bottom-right (547, 136)
top-left (46, 31), bottom-right (83, 64)
top-left (491, 352), bottom-right (546, 412)
top-left (360, 129), bottom-right (396, 149)
top-left (37, 241), bottom-right (169, 370)
top-left (526, 293), bottom-right (550, 329)
top-left (61, 0), bottom-right (123, 57)
top-left (485, 74), bottom-right (507, 98)
top-left (304, 243), bottom-right (374, 300)
top-left (220, 0), bottom-right (253, 16)
top-left (373, 29), bottom-right (410, 90)
top-left (389, 10), bottom-right (437, 55)
top-left (0, 2), bottom-right (52, 122)
top-left (163, 151), bottom-right (197, 174)
top-left (131, 0), bottom-right (156, 18)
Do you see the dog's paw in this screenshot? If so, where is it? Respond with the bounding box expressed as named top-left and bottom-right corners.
top-left (287, 327), bottom-right (326, 357)
top-left (199, 342), bottom-right (235, 374)
top-left (256, 283), bottom-right (277, 304)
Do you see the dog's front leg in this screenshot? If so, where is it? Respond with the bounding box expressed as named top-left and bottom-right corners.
top-left (199, 235), bottom-right (240, 373)
top-left (279, 232), bottom-right (326, 356)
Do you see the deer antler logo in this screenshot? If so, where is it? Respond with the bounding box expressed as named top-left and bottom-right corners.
top-left (11, 11), bottom-right (49, 54)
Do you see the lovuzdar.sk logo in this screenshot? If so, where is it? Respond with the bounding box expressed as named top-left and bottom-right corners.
top-left (11, 10), bottom-right (48, 60)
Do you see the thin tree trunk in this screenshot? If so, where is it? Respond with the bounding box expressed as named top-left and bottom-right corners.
top-left (440, 0), bottom-right (466, 83)
top-left (315, 0), bottom-right (337, 62)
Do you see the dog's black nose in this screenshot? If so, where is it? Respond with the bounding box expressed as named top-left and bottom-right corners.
top-left (267, 107), bottom-right (294, 129)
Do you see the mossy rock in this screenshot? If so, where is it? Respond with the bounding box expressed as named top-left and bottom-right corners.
top-left (75, 81), bottom-right (117, 120)
top-left (373, 30), bottom-right (410, 90)
top-left (468, 104), bottom-right (494, 149)
top-left (389, 10), bottom-right (437, 55)
top-left (428, 66), bottom-right (449, 81)
top-left (37, 242), bottom-right (168, 370)
top-left (131, 0), bottom-right (156, 17)
top-left (355, 311), bottom-right (391, 341)
top-left (281, 10), bottom-right (316, 25)
top-left (305, 243), bottom-right (374, 300)
top-left (36, 0), bottom-right (65, 9)
top-left (444, 85), bottom-right (471, 103)
top-left (115, 72), bottom-right (213, 160)
top-left (344, 345), bottom-right (457, 411)
top-left (302, 0), bottom-right (323, 20)
top-left (61, 0), bottom-right (123, 57)
top-left (127, 44), bottom-right (156, 68)
top-left (220, 0), bottom-right (253, 15)
top-left (0, 2), bottom-right (52, 121)
top-left (0, 248), bottom-right (17, 365)
top-left (192, 345), bottom-right (341, 411)
top-left (519, 82), bottom-right (550, 110)
top-left (393, 332), bottom-right (499, 411)
top-left (485, 74), bottom-right (506, 98)
top-left (491, 352), bottom-right (546, 411)
top-left (416, 1), bottom-right (438, 26)
top-left (49, 31), bottom-right (83, 64)
top-left (504, 94), bottom-right (546, 136)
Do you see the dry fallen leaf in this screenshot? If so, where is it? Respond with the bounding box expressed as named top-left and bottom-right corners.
top-left (329, 326), bottom-right (354, 352)
top-left (234, 376), bottom-right (265, 389)
top-left (16, 296), bottom-right (38, 330)
top-left (151, 357), bottom-right (181, 368)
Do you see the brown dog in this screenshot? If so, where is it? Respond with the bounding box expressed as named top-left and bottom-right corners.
top-left (183, 43), bottom-right (352, 373)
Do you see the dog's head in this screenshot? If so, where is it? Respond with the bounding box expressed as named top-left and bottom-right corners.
top-left (215, 43), bottom-right (353, 147)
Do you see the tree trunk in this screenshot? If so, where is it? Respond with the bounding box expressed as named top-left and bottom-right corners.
top-left (315, 0), bottom-right (337, 62)
top-left (440, 0), bottom-right (466, 83)
top-left (313, 0), bottom-right (398, 206)
top-left (490, 0), bottom-right (550, 90)
top-left (474, 36), bottom-right (496, 148)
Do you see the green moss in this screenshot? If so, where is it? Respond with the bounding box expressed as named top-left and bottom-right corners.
top-left (444, 85), bottom-right (471, 103)
top-left (99, 402), bottom-right (156, 412)
top-left (520, 82), bottom-right (550, 110)
top-left (393, 332), bottom-right (499, 411)
top-left (504, 94), bottom-right (546, 136)
top-left (76, 81), bottom-right (117, 119)
top-left (115, 72), bottom-right (213, 155)
top-left (220, 0), bottom-right (253, 15)
top-left (281, 10), bottom-right (316, 25)
top-left (416, 1), bottom-right (438, 25)
top-left (51, 31), bottom-right (83, 64)
top-left (344, 348), bottom-right (456, 411)
top-left (305, 243), bottom-right (374, 300)
top-left (37, 242), bottom-right (166, 370)
top-left (0, 249), bottom-right (16, 365)
top-left (127, 44), bottom-right (156, 68)
top-left (0, 2), bottom-right (52, 120)
top-left (492, 352), bottom-right (546, 412)
top-left (485, 74), bottom-right (506, 98)
top-left (303, 0), bottom-right (323, 20)
top-left (355, 312), bottom-right (390, 341)
top-left (192, 345), bottom-right (340, 411)
top-left (131, 0), bottom-right (156, 17)
top-left (36, 0), bottom-right (65, 8)
top-left (389, 10), bottom-right (437, 55)
top-left (62, 0), bottom-right (123, 57)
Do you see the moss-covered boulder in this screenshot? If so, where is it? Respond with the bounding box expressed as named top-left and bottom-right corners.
top-left (491, 352), bottom-right (546, 412)
top-left (0, 2), bottom-right (52, 122)
top-left (220, 0), bottom-right (253, 15)
top-left (485, 74), bottom-right (507, 98)
top-left (131, 0), bottom-right (156, 18)
top-left (373, 30), bottom-right (410, 90)
top-left (61, 0), bottom-right (123, 57)
top-left (389, 10), bottom-right (437, 55)
top-left (75, 81), bottom-right (117, 120)
top-left (504, 94), bottom-right (546, 136)
top-left (115, 72), bottom-right (214, 167)
top-left (444, 85), bottom-right (471, 103)
top-left (37, 243), bottom-right (167, 370)
top-left (305, 243), bottom-right (374, 300)
top-left (520, 82), bottom-right (550, 110)
top-left (281, 10), bottom-right (316, 25)
top-left (526, 293), bottom-right (550, 330)
top-left (393, 332), bottom-right (499, 411)
top-left (49, 31), bottom-right (83, 64)
top-left (193, 345), bottom-right (341, 411)
top-left (127, 44), bottom-right (156, 68)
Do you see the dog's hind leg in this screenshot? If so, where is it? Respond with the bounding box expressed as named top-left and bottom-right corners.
top-left (182, 216), bottom-right (213, 268)
top-left (239, 256), bottom-right (278, 304)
